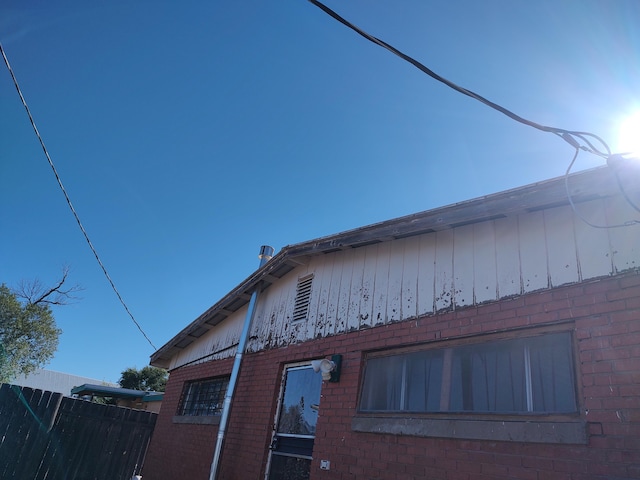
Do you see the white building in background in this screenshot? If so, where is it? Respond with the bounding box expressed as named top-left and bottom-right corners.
top-left (10, 368), bottom-right (118, 396)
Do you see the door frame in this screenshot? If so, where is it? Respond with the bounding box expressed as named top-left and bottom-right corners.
top-left (264, 361), bottom-right (320, 480)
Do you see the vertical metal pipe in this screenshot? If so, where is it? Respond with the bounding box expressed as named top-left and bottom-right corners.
top-left (209, 245), bottom-right (274, 480)
top-left (524, 344), bottom-right (533, 412)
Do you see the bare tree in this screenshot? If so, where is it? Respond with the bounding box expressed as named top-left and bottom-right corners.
top-left (14, 266), bottom-right (83, 306)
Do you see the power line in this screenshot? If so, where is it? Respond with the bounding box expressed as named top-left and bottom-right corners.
top-left (308, 0), bottom-right (640, 228)
top-left (306, 0), bottom-right (611, 158)
top-left (0, 42), bottom-right (157, 351)
top-left (564, 149), bottom-right (640, 228)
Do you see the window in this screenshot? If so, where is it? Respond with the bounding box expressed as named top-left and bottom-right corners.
top-left (292, 274), bottom-right (313, 322)
top-left (360, 331), bottom-right (577, 415)
top-left (177, 377), bottom-right (229, 416)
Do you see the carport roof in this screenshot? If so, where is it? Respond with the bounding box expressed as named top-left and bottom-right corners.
top-left (71, 383), bottom-right (163, 401)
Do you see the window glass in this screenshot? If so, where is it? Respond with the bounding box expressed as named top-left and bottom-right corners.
top-left (177, 377), bottom-right (229, 416)
top-left (361, 354), bottom-right (404, 411)
top-left (449, 339), bottom-right (527, 412)
top-left (529, 334), bottom-right (576, 412)
top-left (277, 367), bottom-right (321, 436)
top-left (360, 332), bottom-right (576, 415)
top-left (405, 350), bottom-right (444, 412)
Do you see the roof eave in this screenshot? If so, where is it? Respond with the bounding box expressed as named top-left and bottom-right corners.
top-left (150, 166), bottom-right (618, 369)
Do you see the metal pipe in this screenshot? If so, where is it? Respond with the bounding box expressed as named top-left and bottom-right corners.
top-left (209, 245), bottom-right (274, 480)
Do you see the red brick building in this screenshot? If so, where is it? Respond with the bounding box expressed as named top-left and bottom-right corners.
top-left (144, 167), bottom-right (640, 480)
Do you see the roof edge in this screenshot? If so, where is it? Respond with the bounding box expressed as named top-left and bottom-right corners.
top-left (150, 166), bottom-right (618, 368)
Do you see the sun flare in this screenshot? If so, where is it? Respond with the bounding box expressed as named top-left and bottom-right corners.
top-left (617, 111), bottom-right (640, 158)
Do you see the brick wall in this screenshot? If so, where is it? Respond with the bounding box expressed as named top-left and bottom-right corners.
top-left (143, 357), bottom-right (234, 479)
top-left (144, 271), bottom-right (640, 479)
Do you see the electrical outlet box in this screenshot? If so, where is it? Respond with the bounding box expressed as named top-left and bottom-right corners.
top-left (320, 460), bottom-right (330, 470)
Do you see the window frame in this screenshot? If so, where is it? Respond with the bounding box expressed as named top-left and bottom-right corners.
top-left (173, 376), bottom-right (230, 425)
top-left (353, 324), bottom-right (586, 444)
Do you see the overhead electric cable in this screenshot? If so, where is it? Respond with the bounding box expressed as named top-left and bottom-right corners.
top-left (308, 0), bottom-right (640, 228)
top-left (564, 149), bottom-right (640, 228)
top-left (1, 42), bottom-right (157, 350)
top-left (307, 0), bottom-right (611, 158)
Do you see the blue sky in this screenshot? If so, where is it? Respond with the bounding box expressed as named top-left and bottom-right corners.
top-left (1, 0), bottom-right (638, 384)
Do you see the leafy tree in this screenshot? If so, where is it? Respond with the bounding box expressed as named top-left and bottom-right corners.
top-left (0, 269), bottom-right (79, 383)
top-left (119, 366), bottom-right (167, 392)
top-left (0, 285), bottom-right (62, 383)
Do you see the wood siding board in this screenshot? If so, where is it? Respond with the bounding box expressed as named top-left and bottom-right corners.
top-left (453, 224), bottom-right (475, 308)
top-left (402, 235), bottom-right (420, 320)
top-left (605, 194), bottom-right (640, 273)
top-left (192, 343), bottom-right (207, 366)
top-left (417, 233), bottom-right (437, 316)
top-left (358, 246), bottom-right (376, 331)
top-left (246, 295), bottom-right (265, 352)
top-left (473, 220), bottom-right (498, 304)
top-left (336, 249), bottom-right (355, 334)
top-left (251, 286), bottom-right (276, 351)
top-left (274, 284), bottom-right (293, 347)
top-left (573, 198), bottom-right (613, 279)
top-left (305, 257), bottom-right (330, 341)
top-left (210, 313), bottom-right (240, 362)
top-left (270, 277), bottom-right (294, 348)
top-left (434, 229), bottom-right (455, 311)
top-left (196, 331), bottom-right (213, 362)
top-left (317, 260), bottom-right (333, 331)
top-left (347, 247), bottom-right (367, 330)
top-left (494, 215), bottom-right (521, 298)
top-left (282, 320), bottom-right (307, 345)
top-left (371, 242), bottom-right (391, 326)
top-left (387, 239), bottom-right (405, 322)
top-left (544, 206), bottom-right (580, 287)
top-left (172, 310), bottom-right (245, 367)
top-left (518, 211), bottom-right (549, 292)
top-left (323, 251), bottom-right (344, 338)
top-left (172, 344), bottom-right (190, 369)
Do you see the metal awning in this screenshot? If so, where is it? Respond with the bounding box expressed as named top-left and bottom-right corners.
top-left (71, 383), bottom-right (163, 401)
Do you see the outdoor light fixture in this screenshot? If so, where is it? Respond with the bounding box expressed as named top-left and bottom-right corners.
top-left (311, 355), bottom-right (342, 382)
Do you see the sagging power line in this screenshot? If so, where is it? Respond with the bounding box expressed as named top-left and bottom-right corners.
top-left (0, 42), bottom-right (157, 351)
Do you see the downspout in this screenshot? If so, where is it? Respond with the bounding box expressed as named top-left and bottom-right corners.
top-left (209, 245), bottom-right (274, 480)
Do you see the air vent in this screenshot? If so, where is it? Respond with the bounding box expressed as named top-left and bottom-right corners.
top-left (292, 274), bottom-right (313, 322)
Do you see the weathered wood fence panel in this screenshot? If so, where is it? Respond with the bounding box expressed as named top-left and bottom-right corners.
top-left (0, 384), bottom-right (156, 480)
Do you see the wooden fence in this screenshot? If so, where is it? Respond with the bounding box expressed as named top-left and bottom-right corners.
top-left (0, 383), bottom-right (157, 480)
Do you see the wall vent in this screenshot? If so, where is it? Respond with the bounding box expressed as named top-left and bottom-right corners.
top-left (292, 274), bottom-right (313, 322)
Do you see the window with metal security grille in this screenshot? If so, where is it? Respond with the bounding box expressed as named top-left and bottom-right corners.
top-left (360, 331), bottom-right (577, 415)
top-left (177, 377), bottom-right (229, 416)
top-left (292, 275), bottom-right (313, 322)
